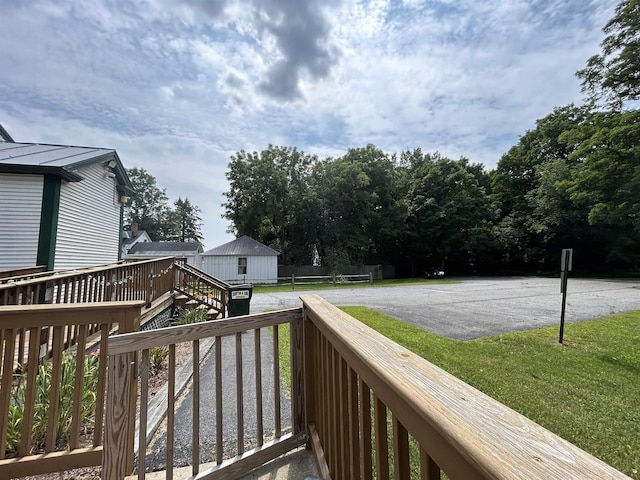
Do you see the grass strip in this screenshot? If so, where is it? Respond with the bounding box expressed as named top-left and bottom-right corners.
top-left (275, 307), bottom-right (639, 478)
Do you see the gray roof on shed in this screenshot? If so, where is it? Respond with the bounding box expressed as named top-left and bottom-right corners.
top-left (0, 142), bottom-right (132, 191)
top-left (203, 236), bottom-right (279, 256)
top-left (128, 242), bottom-right (203, 255)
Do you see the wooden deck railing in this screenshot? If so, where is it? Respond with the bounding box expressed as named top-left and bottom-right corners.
top-left (102, 294), bottom-right (631, 480)
top-left (299, 294), bottom-right (630, 480)
top-left (104, 308), bottom-right (305, 479)
top-left (0, 266), bottom-right (47, 283)
top-left (173, 262), bottom-right (229, 318)
top-left (0, 257), bottom-right (178, 307)
top-left (0, 301), bottom-right (145, 479)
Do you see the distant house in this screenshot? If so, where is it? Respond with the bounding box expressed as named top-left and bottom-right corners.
top-left (0, 141), bottom-right (134, 271)
top-left (122, 223), bottom-right (152, 257)
top-left (125, 241), bottom-right (204, 266)
top-left (201, 236), bottom-right (279, 284)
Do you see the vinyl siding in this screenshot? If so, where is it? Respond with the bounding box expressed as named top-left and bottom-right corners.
top-left (0, 174), bottom-right (43, 269)
top-left (201, 255), bottom-right (277, 284)
top-left (54, 163), bottom-right (121, 269)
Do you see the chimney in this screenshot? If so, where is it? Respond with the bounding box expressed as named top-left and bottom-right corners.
top-left (131, 223), bottom-right (139, 237)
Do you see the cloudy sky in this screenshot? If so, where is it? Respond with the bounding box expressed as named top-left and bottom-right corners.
top-left (0, 0), bottom-right (617, 248)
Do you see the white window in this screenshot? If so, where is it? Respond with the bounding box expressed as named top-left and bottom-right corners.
top-left (238, 257), bottom-right (247, 275)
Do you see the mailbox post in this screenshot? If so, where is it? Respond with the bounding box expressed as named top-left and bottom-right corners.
top-left (559, 248), bottom-right (573, 344)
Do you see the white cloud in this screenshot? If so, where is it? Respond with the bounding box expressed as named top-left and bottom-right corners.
top-left (0, 0), bottom-right (619, 246)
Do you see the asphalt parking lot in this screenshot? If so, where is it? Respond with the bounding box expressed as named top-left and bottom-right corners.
top-left (251, 276), bottom-right (640, 340)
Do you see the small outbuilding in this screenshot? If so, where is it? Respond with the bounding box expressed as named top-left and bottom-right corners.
top-left (0, 141), bottom-right (133, 271)
top-left (125, 241), bottom-right (204, 266)
top-left (201, 236), bottom-right (279, 284)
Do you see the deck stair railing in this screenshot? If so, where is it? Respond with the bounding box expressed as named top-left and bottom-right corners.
top-left (172, 262), bottom-right (230, 319)
top-left (0, 266), bottom-right (47, 284)
top-left (102, 294), bottom-right (630, 480)
top-left (0, 257), bottom-right (178, 308)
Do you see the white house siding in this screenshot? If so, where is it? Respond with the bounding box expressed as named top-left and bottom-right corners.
top-left (201, 255), bottom-right (278, 284)
top-left (54, 163), bottom-right (121, 269)
top-left (0, 174), bottom-right (43, 269)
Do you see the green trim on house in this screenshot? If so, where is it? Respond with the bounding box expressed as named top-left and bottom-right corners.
top-left (118, 203), bottom-right (124, 261)
top-left (36, 175), bottom-right (61, 271)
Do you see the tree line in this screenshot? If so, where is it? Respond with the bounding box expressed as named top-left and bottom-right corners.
top-left (222, 0), bottom-right (640, 275)
top-left (125, 167), bottom-right (203, 243)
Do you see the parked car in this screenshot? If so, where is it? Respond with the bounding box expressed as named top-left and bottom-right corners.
top-left (425, 269), bottom-right (445, 279)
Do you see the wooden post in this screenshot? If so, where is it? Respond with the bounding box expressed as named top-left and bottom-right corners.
top-left (291, 316), bottom-right (305, 435)
top-left (291, 274), bottom-right (295, 290)
top-left (103, 353), bottom-right (133, 480)
top-left (369, 272), bottom-right (373, 285)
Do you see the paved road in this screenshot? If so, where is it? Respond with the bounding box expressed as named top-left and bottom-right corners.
top-left (251, 276), bottom-right (640, 340)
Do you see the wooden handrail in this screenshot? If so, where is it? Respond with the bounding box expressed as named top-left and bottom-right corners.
top-left (103, 308), bottom-right (305, 480)
top-left (172, 263), bottom-right (229, 317)
top-left (0, 266), bottom-right (47, 282)
top-left (0, 301), bottom-right (144, 479)
top-left (300, 294), bottom-right (630, 480)
top-left (0, 257), bottom-right (176, 307)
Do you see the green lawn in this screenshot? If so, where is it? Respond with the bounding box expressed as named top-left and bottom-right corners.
top-left (346, 307), bottom-right (640, 478)
top-left (253, 277), bottom-right (455, 293)
top-left (277, 308), bottom-right (640, 478)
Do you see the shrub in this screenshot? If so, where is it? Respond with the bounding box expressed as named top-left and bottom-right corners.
top-left (173, 307), bottom-right (208, 325)
top-left (149, 346), bottom-right (169, 374)
top-left (5, 353), bottom-right (99, 457)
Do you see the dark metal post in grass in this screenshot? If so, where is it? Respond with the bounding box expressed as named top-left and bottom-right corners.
top-left (559, 248), bottom-right (573, 344)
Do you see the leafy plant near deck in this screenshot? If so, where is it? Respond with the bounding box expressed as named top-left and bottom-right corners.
top-left (149, 346), bottom-right (169, 374)
top-left (173, 307), bottom-right (208, 325)
top-left (5, 353), bottom-right (99, 457)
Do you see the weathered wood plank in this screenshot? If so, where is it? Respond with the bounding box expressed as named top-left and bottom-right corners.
top-left (393, 415), bottom-right (410, 480)
top-left (374, 396), bottom-right (390, 480)
top-left (0, 329), bottom-right (16, 460)
top-left (420, 447), bottom-right (440, 480)
top-left (0, 447), bottom-right (102, 478)
top-left (273, 324), bottom-right (281, 438)
top-left (254, 329), bottom-right (264, 446)
top-left (235, 332), bottom-right (244, 455)
top-left (300, 294), bottom-right (630, 480)
top-left (103, 353), bottom-right (133, 480)
top-left (167, 343), bottom-right (175, 480)
top-left (0, 301), bottom-right (146, 329)
top-left (192, 339), bottom-right (200, 476)
top-left (138, 349), bottom-right (150, 480)
top-left (108, 309), bottom-right (303, 355)
top-left (195, 432), bottom-right (308, 480)
top-left (358, 379), bottom-right (373, 480)
top-left (19, 327), bottom-right (41, 456)
top-left (309, 423), bottom-right (332, 480)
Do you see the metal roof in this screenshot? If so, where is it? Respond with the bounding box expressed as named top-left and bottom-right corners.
top-left (128, 242), bottom-right (204, 255)
top-left (0, 142), bottom-right (133, 191)
top-left (203, 236), bottom-right (279, 256)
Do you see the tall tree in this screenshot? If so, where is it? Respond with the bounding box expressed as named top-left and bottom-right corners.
top-left (223, 145), bottom-right (316, 264)
top-left (577, 0), bottom-right (640, 109)
top-left (126, 168), bottom-right (175, 240)
top-left (405, 153), bottom-right (496, 273)
top-left (172, 198), bottom-right (203, 242)
top-left (491, 105), bottom-right (591, 267)
top-left (562, 109), bottom-right (640, 268)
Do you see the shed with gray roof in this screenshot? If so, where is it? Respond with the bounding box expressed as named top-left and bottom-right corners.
top-left (126, 241), bottom-right (204, 266)
top-left (201, 236), bottom-right (279, 284)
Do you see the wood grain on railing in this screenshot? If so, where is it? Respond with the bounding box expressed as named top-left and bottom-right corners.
top-left (300, 294), bottom-right (630, 480)
top-left (0, 257), bottom-right (175, 308)
top-left (103, 308), bottom-right (306, 480)
top-left (0, 301), bottom-right (143, 479)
